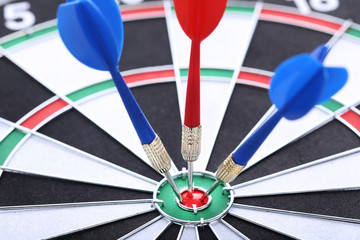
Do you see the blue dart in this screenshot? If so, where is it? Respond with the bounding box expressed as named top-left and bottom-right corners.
top-left (202, 43), bottom-right (348, 200)
top-left (57, 0), bottom-right (182, 201)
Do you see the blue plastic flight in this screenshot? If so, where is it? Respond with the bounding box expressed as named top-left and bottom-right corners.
top-left (232, 45), bottom-right (347, 166)
top-left (57, 0), bottom-right (155, 144)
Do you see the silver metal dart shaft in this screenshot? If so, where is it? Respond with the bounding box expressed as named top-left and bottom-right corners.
top-left (326, 19), bottom-right (353, 51)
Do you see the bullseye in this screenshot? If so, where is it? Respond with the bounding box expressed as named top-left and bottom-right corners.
top-left (176, 187), bottom-right (212, 211)
top-left (181, 189), bottom-right (209, 208)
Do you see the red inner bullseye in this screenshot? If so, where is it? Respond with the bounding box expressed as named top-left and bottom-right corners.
top-left (181, 189), bottom-right (209, 208)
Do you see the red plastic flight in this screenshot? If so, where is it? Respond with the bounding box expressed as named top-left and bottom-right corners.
top-left (174, 0), bottom-right (227, 127)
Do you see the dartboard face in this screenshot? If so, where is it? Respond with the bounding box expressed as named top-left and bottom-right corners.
top-left (1, 0), bottom-right (360, 239)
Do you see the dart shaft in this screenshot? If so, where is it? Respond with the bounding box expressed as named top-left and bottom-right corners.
top-left (326, 19), bottom-right (353, 51)
top-left (110, 68), bottom-right (156, 144)
top-left (313, 20), bottom-right (353, 63)
top-left (184, 39), bottom-right (201, 127)
top-left (232, 109), bottom-right (282, 166)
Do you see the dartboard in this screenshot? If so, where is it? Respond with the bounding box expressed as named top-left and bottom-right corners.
top-left (1, 0), bottom-right (360, 239)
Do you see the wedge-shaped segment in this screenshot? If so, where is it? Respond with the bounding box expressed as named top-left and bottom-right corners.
top-left (1, 119), bottom-right (157, 192)
top-left (119, 216), bottom-right (171, 240)
top-left (210, 219), bottom-right (249, 240)
top-left (229, 204), bottom-right (360, 240)
top-left (234, 147), bottom-right (360, 197)
top-left (177, 225), bottom-right (199, 240)
top-left (0, 200), bottom-right (154, 240)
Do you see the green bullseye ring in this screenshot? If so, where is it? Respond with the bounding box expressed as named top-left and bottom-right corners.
top-left (153, 171), bottom-right (234, 225)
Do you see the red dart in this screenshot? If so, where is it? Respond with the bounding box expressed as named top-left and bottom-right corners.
top-left (174, 0), bottom-right (227, 192)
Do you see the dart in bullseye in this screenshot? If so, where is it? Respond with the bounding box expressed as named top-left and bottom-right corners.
top-left (173, 0), bottom-right (227, 192)
top-left (202, 28), bottom-right (350, 200)
top-left (57, 0), bottom-right (182, 201)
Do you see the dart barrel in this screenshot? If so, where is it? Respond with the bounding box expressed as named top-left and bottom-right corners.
top-left (142, 135), bottom-right (171, 173)
top-left (216, 153), bottom-right (245, 184)
top-left (181, 125), bottom-right (202, 161)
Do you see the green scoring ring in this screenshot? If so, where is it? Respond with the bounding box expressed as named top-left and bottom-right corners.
top-left (153, 171), bottom-right (234, 225)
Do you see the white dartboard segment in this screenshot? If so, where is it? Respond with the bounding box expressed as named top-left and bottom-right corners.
top-left (119, 216), bottom-right (171, 240)
top-left (210, 219), bottom-right (249, 240)
top-left (0, 25), bottom-right (178, 175)
top-left (0, 200), bottom-right (155, 240)
top-left (3, 33), bottom-right (110, 95)
top-left (233, 147), bottom-right (360, 197)
top-left (177, 225), bottom-right (199, 240)
top-left (75, 84), bottom-right (178, 174)
top-left (77, 90), bottom-right (149, 167)
top-left (229, 204), bottom-right (360, 240)
top-left (0, 118), bottom-right (157, 192)
top-left (326, 36), bottom-right (360, 106)
top-left (165, 2), bottom-right (261, 171)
